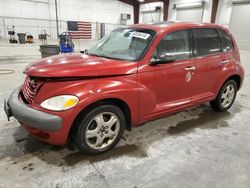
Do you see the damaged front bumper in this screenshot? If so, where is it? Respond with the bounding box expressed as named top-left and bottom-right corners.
top-left (4, 88), bottom-right (62, 132)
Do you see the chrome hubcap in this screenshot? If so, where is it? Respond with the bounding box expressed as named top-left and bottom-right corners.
top-left (221, 84), bottom-right (235, 108)
top-left (85, 112), bottom-right (120, 150)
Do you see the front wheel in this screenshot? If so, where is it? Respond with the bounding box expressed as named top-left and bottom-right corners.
top-left (210, 80), bottom-right (238, 112)
top-left (74, 105), bottom-right (126, 154)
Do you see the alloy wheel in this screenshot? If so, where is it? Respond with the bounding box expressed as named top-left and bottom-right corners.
top-left (85, 112), bottom-right (120, 150)
top-left (220, 84), bottom-right (236, 108)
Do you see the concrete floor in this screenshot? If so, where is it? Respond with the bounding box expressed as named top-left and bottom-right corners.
top-left (0, 44), bottom-right (250, 187)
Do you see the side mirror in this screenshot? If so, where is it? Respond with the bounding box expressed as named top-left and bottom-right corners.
top-left (150, 54), bottom-right (175, 65)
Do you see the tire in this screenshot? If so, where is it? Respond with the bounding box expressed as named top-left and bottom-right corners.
top-left (210, 80), bottom-right (238, 112)
top-left (74, 104), bottom-right (126, 154)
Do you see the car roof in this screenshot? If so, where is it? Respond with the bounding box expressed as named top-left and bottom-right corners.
top-left (129, 21), bottom-right (227, 33)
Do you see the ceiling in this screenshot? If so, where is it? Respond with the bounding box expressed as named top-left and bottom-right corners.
top-left (118, 0), bottom-right (168, 6)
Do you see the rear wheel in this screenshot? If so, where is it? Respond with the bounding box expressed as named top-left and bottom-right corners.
top-left (210, 80), bottom-right (237, 112)
top-left (74, 105), bottom-right (126, 154)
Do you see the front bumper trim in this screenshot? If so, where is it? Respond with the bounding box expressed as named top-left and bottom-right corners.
top-left (5, 88), bottom-right (62, 132)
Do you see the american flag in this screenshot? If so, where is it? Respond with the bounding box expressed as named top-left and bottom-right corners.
top-left (67, 21), bottom-right (92, 39)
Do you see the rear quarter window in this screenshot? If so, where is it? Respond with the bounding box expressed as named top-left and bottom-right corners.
top-left (217, 29), bottom-right (234, 52)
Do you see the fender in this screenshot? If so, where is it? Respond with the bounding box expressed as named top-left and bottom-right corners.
top-left (212, 63), bottom-right (244, 97)
top-left (34, 74), bottom-right (139, 138)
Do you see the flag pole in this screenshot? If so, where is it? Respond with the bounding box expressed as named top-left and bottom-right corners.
top-left (55, 0), bottom-right (59, 38)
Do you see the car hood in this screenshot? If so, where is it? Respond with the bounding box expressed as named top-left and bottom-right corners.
top-left (24, 53), bottom-right (137, 78)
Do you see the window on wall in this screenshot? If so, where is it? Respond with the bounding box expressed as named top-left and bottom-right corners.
top-left (193, 28), bottom-right (222, 56)
top-left (218, 29), bottom-right (234, 52)
top-left (154, 30), bottom-right (190, 61)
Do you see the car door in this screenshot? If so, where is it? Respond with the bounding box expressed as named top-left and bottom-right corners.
top-left (191, 28), bottom-right (224, 103)
top-left (138, 30), bottom-right (195, 121)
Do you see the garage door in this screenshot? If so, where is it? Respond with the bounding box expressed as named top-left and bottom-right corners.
top-left (176, 7), bottom-right (203, 22)
top-left (175, 2), bottom-right (204, 23)
top-left (229, 2), bottom-right (250, 49)
top-left (142, 11), bottom-right (161, 23)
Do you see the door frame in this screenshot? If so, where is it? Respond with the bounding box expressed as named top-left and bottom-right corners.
top-left (137, 29), bottom-right (196, 122)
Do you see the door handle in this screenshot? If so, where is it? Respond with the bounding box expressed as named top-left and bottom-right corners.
top-left (185, 66), bottom-right (196, 71)
top-left (220, 60), bottom-right (229, 64)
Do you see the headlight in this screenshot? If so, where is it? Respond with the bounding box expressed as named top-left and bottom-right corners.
top-left (40, 95), bottom-right (79, 111)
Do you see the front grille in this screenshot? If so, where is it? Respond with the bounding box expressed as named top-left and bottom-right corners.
top-left (21, 76), bottom-right (43, 104)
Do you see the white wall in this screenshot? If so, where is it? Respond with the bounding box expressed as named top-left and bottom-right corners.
top-left (137, 0), bottom-right (235, 25)
top-left (51, 0), bottom-right (133, 24)
top-left (0, 0), bottom-right (51, 20)
top-left (139, 2), bottom-right (164, 23)
top-left (166, 0), bottom-right (243, 28)
top-left (0, 0), bottom-right (241, 40)
top-left (0, 0), bottom-right (133, 23)
top-left (168, 0), bottom-right (213, 23)
top-left (215, 0), bottom-right (233, 27)
top-left (0, 0), bottom-right (133, 39)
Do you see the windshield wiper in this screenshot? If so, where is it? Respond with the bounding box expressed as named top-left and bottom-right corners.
top-left (84, 52), bottom-right (125, 60)
top-left (87, 53), bottom-right (102, 57)
top-left (87, 52), bottom-right (108, 58)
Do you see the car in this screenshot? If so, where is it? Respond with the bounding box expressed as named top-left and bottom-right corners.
top-left (4, 22), bottom-right (244, 154)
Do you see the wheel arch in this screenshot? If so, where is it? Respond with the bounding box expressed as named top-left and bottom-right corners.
top-left (69, 98), bottom-right (132, 141)
top-left (210, 74), bottom-right (240, 112)
top-left (223, 74), bottom-right (241, 91)
top-left (214, 74), bottom-right (241, 98)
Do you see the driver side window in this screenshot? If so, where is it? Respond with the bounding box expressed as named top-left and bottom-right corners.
top-left (154, 30), bottom-right (190, 61)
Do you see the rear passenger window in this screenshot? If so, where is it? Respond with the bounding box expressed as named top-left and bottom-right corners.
top-left (154, 30), bottom-right (190, 60)
top-left (218, 29), bottom-right (234, 52)
top-left (193, 28), bottom-right (221, 56)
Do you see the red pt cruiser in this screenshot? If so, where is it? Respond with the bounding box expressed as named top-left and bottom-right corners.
top-left (5, 22), bottom-right (244, 154)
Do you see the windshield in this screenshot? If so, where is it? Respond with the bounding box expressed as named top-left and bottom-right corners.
top-left (87, 28), bottom-right (156, 61)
